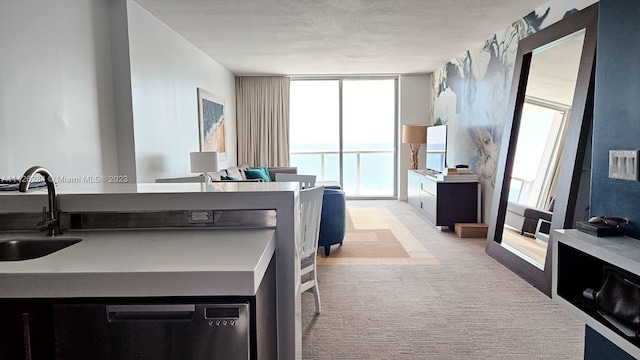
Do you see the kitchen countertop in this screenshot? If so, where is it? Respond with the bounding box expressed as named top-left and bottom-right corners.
top-left (0, 182), bottom-right (298, 213)
top-left (0, 182), bottom-right (302, 359)
top-left (0, 228), bottom-right (276, 298)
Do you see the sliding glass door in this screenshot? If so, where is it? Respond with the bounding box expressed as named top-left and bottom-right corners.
top-left (289, 80), bottom-right (341, 186)
top-left (289, 78), bottom-right (397, 197)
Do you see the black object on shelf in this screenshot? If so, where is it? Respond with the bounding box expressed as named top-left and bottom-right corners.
top-left (557, 241), bottom-right (640, 350)
top-left (584, 266), bottom-right (640, 338)
top-left (576, 221), bottom-right (625, 237)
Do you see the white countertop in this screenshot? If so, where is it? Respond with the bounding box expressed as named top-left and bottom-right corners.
top-left (0, 181), bottom-right (298, 195)
top-left (0, 182), bottom-right (298, 213)
top-left (0, 228), bottom-right (276, 298)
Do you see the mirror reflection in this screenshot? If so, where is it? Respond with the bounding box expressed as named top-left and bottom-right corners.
top-left (499, 30), bottom-right (586, 269)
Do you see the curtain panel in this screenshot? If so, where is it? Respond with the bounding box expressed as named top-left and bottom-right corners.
top-left (236, 76), bottom-right (290, 167)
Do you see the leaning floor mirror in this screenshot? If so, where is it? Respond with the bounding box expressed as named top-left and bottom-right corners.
top-left (485, 3), bottom-right (598, 296)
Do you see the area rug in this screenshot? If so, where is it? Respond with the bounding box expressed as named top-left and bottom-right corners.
top-left (317, 205), bottom-right (438, 265)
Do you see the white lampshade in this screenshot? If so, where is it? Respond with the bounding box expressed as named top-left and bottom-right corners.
top-left (190, 152), bottom-right (219, 173)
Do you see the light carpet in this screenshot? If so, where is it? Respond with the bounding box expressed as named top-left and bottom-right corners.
top-left (302, 200), bottom-right (584, 360)
top-left (317, 204), bottom-right (438, 265)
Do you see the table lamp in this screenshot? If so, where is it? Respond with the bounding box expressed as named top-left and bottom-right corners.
top-left (402, 125), bottom-right (427, 170)
top-left (190, 151), bottom-right (219, 181)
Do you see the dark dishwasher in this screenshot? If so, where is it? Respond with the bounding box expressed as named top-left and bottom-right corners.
top-left (53, 302), bottom-right (250, 360)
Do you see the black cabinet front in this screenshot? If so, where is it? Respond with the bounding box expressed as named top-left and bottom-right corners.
top-left (0, 301), bottom-right (55, 360)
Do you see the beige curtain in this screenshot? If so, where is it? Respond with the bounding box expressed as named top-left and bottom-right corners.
top-left (236, 76), bottom-right (290, 167)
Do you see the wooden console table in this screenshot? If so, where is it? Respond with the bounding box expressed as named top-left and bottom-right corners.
top-left (407, 170), bottom-right (480, 229)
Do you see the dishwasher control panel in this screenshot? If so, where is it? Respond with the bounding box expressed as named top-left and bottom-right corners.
top-left (205, 304), bottom-right (244, 327)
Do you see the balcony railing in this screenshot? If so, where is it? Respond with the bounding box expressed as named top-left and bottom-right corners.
top-left (290, 149), bottom-right (395, 196)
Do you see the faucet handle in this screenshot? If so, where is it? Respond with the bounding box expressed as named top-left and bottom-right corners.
top-left (37, 219), bottom-right (56, 232)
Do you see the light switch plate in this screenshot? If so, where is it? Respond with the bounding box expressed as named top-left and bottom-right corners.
top-left (609, 150), bottom-right (639, 181)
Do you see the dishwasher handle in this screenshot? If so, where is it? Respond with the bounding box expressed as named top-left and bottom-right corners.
top-left (106, 304), bottom-right (195, 322)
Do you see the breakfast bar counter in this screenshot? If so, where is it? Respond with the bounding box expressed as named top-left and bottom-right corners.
top-left (0, 182), bottom-right (301, 359)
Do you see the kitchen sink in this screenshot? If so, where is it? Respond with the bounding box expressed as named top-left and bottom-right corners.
top-left (0, 237), bottom-right (82, 261)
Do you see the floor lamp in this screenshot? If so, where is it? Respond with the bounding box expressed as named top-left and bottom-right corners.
top-left (402, 125), bottom-right (427, 170)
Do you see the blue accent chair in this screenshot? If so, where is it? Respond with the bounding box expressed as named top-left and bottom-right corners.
top-left (318, 188), bottom-right (346, 256)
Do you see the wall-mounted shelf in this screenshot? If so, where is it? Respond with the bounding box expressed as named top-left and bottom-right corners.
top-left (553, 229), bottom-right (640, 358)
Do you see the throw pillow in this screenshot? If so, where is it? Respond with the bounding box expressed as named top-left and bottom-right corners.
top-left (259, 166), bottom-right (272, 181)
top-left (220, 175), bottom-right (239, 181)
top-left (244, 166), bottom-right (271, 182)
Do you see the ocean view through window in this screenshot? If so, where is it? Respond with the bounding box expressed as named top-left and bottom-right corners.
top-left (290, 78), bottom-right (397, 197)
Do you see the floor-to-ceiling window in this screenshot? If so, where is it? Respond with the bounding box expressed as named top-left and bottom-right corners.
top-left (508, 98), bottom-right (569, 209)
top-left (289, 78), bottom-right (397, 198)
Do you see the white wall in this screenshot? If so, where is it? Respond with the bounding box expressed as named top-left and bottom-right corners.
top-left (398, 74), bottom-right (432, 200)
top-left (0, 0), bottom-right (119, 179)
top-left (127, 1), bottom-right (237, 183)
top-left (109, 0), bottom-right (138, 182)
top-left (0, 0), bottom-right (236, 184)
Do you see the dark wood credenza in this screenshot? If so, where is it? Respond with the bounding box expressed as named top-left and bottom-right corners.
top-left (407, 170), bottom-right (479, 229)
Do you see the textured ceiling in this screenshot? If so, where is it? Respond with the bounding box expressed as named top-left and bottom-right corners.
top-left (527, 31), bottom-right (586, 106)
top-left (134, 0), bottom-right (551, 76)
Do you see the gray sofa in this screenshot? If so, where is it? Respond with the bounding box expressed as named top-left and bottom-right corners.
top-left (209, 165), bottom-right (297, 182)
top-left (156, 165), bottom-right (297, 183)
top-left (505, 201), bottom-right (553, 237)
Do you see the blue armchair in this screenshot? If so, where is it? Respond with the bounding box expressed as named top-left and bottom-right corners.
top-left (318, 188), bottom-right (346, 256)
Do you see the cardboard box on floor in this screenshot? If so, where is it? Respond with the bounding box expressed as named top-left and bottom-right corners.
top-left (455, 223), bottom-right (488, 238)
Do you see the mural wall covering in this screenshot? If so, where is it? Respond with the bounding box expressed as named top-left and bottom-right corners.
top-left (431, 0), bottom-right (596, 220)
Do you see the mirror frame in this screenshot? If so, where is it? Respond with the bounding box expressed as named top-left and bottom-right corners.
top-left (485, 3), bottom-right (598, 297)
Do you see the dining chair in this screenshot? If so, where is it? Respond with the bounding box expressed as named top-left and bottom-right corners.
top-left (298, 185), bottom-right (324, 314)
top-left (275, 173), bottom-right (317, 189)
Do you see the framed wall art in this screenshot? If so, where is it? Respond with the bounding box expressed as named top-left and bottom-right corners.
top-left (197, 88), bottom-right (226, 159)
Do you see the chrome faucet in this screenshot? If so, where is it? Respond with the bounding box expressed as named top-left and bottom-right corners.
top-left (18, 166), bottom-right (61, 236)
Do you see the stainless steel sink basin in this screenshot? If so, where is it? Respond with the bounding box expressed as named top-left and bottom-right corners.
top-left (0, 237), bottom-right (82, 261)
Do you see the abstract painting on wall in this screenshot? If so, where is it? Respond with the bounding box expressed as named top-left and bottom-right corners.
top-left (197, 88), bottom-right (226, 158)
top-left (429, 3), bottom-right (585, 219)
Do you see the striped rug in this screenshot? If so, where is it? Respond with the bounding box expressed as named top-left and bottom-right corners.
top-left (317, 205), bottom-right (438, 265)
